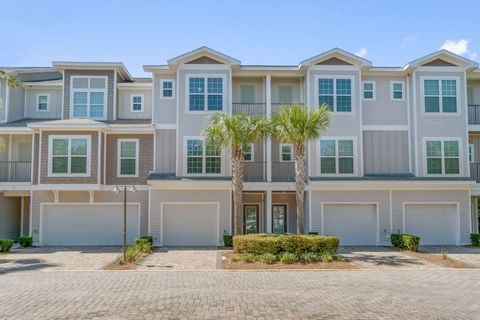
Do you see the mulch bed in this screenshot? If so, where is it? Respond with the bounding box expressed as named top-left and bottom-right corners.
top-left (104, 252), bottom-right (150, 270)
top-left (400, 250), bottom-right (475, 269)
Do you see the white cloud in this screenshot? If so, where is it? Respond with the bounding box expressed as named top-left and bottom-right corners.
top-left (440, 39), bottom-right (470, 55)
top-left (355, 47), bottom-right (368, 58)
top-left (401, 35), bottom-right (415, 48)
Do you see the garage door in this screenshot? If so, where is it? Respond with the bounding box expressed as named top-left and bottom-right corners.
top-left (162, 203), bottom-right (218, 246)
top-left (405, 204), bottom-right (458, 245)
top-left (42, 204), bottom-right (139, 246)
top-left (323, 204), bottom-right (377, 245)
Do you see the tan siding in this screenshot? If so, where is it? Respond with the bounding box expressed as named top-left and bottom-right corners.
top-left (153, 74), bottom-right (176, 124)
top-left (24, 88), bottom-right (62, 119)
top-left (117, 88), bottom-right (152, 119)
top-left (58, 191), bottom-right (90, 203)
top-left (0, 193), bottom-right (21, 240)
top-left (155, 129), bottom-right (176, 174)
top-left (363, 131), bottom-right (409, 174)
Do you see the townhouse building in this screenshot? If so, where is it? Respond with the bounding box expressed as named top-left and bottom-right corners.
top-left (0, 47), bottom-right (479, 247)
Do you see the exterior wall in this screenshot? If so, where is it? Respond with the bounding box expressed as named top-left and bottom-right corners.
top-left (31, 190), bottom-right (54, 242)
top-left (153, 74), bottom-right (176, 124)
top-left (105, 134), bottom-right (154, 185)
top-left (0, 78), bottom-right (6, 121)
top-left (232, 78), bottom-right (264, 103)
top-left (149, 189), bottom-right (231, 246)
top-left (22, 196), bottom-right (30, 237)
top-left (117, 88), bottom-right (152, 119)
top-left (468, 80), bottom-right (480, 104)
top-left (155, 129), bottom-right (176, 174)
top-left (271, 78), bottom-right (302, 103)
top-left (0, 193), bottom-right (21, 240)
top-left (24, 87), bottom-right (62, 119)
top-left (7, 85), bottom-right (25, 122)
top-left (63, 70), bottom-right (115, 120)
top-left (361, 76), bottom-right (408, 126)
top-left (10, 134), bottom-right (32, 161)
top-left (39, 131), bottom-right (99, 184)
top-left (363, 130), bottom-right (409, 174)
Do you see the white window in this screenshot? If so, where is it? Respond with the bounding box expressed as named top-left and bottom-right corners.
top-left (36, 94), bottom-right (49, 112)
top-left (279, 143), bottom-right (293, 162)
top-left (185, 138), bottom-right (221, 174)
top-left (423, 78), bottom-right (458, 113)
top-left (243, 143), bottom-right (254, 162)
top-left (187, 75), bottom-right (224, 112)
top-left (424, 139), bottom-right (461, 175)
top-left (362, 81), bottom-right (375, 100)
top-left (117, 139), bottom-right (139, 177)
top-left (320, 138), bottom-right (355, 174)
top-left (130, 94), bottom-right (143, 112)
top-left (391, 81), bottom-right (405, 101)
top-left (160, 79), bottom-right (175, 99)
top-left (469, 143), bottom-right (475, 163)
top-left (48, 135), bottom-right (91, 176)
top-left (71, 76), bottom-right (107, 119)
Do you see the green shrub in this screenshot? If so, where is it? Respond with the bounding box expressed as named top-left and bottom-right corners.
top-left (301, 252), bottom-right (319, 263)
top-left (471, 233), bottom-right (480, 247)
top-left (223, 234), bottom-right (233, 247)
top-left (233, 234), bottom-right (281, 255)
top-left (279, 252), bottom-right (297, 264)
top-left (258, 253), bottom-right (278, 264)
top-left (137, 236), bottom-right (153, 245)
top-left (318, 253), bottom-right (334, 263)
top-left (125, 246), bottom-right (140, 262)
top-left (18, 237), bottom-right (33, 248)
top-left (135, 238), bottom-right (153, 253)
top-left (0, 240), bottom-right (14, 253)
top-left (391, 234), bottom-right (420, 252)
top-left (239, 254), bottom-right (256, 263)
top-left (230, 255), bottom-right (241, 263)
top-left (308, 232), bottom-right (319, 235)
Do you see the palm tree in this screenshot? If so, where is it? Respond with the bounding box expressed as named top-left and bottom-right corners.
top-left (272, 104), bottom-right (330, 234)
top-left (203, 112), bottom-right (272, 235)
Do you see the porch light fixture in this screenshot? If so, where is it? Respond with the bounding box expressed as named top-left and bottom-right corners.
top-left (113, 185), bottom-right (137, 261)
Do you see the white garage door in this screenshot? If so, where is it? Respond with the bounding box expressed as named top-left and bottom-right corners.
top-left (323, 204), bottom-right (377, 245)
top-left (162, 203), bottom-right (218, 246)
top-left (42, 204), bottom-right (139, 246)
top-left (405, 204), bottom-right (458, 245)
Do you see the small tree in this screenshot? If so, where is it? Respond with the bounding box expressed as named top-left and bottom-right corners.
top-left (0, 71), bottom-right (18, 88)
top-left (203, 112), bottom-right (272, 235)
top-left (272, 104), bottom-right (330, 234)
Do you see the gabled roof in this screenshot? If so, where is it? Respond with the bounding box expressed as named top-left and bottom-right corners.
top-left (52, 61), bottom-right (133, 81)
top-left (405, 49), bottom-right (478, 70)
top-left (166, 46), bottom-right (241, 65)
top-left (299, 48), bottom-right (372, 67)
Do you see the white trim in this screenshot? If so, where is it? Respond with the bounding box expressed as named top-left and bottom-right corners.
top-left (318, 136), bottom-right (358, 176)
top-left (390, 81), bottom-right (405, 101)
top-left (97, 132), bottom-right (101, 185)
top-left (361, 81), bottom-right (376, 101)
top-left (20, 196), bottom-right (24, 236)
top-left (155, 124), bottom-right (177, 129)
top-left (362, 125), bottom-right (409, 131)
top-left (159, 79), bottom-right (175, 99)
top-left (39, 202), bottom-right (141, 245)
top-left (389, 189), bottom-right (393, 235)
top-left (70, 75), bottom-right (108, 120)
top-left (38, 131), bottom-right (42, 184)
top-left (420, 76), bottom-right (461, 115)
top-left (185, 74), bottom-right (226, 114)
top-left (406, 75), bottom-right (412, 173)
top-left (36, 93), bottom-right (50, 112)
top-left (413, 71), bottom-right (419, 175)
top-left (130, 94), bottom-right (144, 112)
top-left (103, 133), bottom-right (107, 184)
top-left (160, 202), bottom-right (221, 246)
top-left (61, 70), bottom-right (64, 120)
top-left (113, 71), bottom-right (117, 120)
top-left (243, 143), bottom-right (254, 162)
top-left (421, 137), bottom-right (463, 177)
top-left (314, 75), bottom-right (356, 114)
top-left (28, 190), bottom-right (33, 237)
top-left (402, 202), bottom-right (461, 245)
top-left (279, 143), bottom-right (293, 162)
top-left (31, 133), bottom-right (35, 183)
top-left (117, 138), bottom-right (140, 177)
top-left (47, 135), bottom-right (92, 177)
top-left (148, 187), bottom-right (151, 236)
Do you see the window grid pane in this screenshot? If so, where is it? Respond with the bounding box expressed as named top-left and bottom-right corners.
top-left (187, 157), bottom-right (203, 174)
top-left (281, 145), bottom-right (292, 161)
top-left (120, 159), bottom-right (136, 175)
top-left (71, 157), bottom-right (87, 173)
top-left (320, 157), bottom-right (336, 174)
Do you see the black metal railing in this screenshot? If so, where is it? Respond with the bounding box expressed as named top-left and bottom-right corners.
top-left (272, 102), bottom-right (305, 114)
top-left (244, 162), bottom-right (266, 182)
top-left (0, 161), bottom-right (32, 182)
top-left (232, 103), bottom-right (266, 116)
top-left (471, 163), bottom-right (480, 182)
top-left (468, 105), bottom-right (480, 124)
top-left (271, 161), bottom-right (295, 182)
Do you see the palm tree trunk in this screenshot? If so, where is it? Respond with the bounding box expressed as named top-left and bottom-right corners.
top-left (232, 149), bottom-right (244, 235)
top-left (294, 143), bottom-right (306, 234)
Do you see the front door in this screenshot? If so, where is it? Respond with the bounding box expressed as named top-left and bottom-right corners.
top-left (244, 205), bottom-right (259, 234)
top-left (272, 205), bottom-right (287, 234)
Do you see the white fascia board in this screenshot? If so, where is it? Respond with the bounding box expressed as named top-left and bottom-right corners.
top-left (143, 65), bottom-right (170, 72)
top-left (22, 82), bottom-right (62, 88)
top-left (308, 180), bottom-right (474, 191)
top-left (148, 180), bottom-right (232, 190)
top-left (36, 184), bottom-right (103, 191)
top-left (117, 83), bottom-right (152, 88)
top-left (0, 128), bottom-right (33, 134)
top-left (52, 61), bottom-right (133, 81)
top-left (107, 126), bottom-right (155, 133)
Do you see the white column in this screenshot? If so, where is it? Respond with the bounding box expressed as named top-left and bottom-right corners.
top-left (265, 75), bottom-right (272, 182)
top-left (266, 190), bottom-right (272, 233)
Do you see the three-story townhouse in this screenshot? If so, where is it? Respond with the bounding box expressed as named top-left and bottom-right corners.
top-left (0, 47), bottom-right (478, 247)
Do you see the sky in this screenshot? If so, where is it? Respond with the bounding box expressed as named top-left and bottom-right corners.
top-left (1, 0), bottom-right (478, 77)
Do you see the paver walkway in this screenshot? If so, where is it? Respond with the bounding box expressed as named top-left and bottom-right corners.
top-left (1, 269), bottom-right (479, 319)
top-left (421, 246), bottom-right (480, 267)
top-left (137, 247), bottom-right (219, 270)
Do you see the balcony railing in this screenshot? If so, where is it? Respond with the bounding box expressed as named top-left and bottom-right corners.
top-left (0, 161), bottom-right (32, 182)
top-left (244, 162), bottom-right (266, 182)
top-left (468, 105), bottom-right (480, 124)
top-left (232, 103), bottom-right (266, 116)
top-left (272, 161), bottom-right (295, 182)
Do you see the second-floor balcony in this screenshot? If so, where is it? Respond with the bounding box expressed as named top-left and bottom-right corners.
top-left (0, 161), bottom-right (32, 182)
top-left (243, 161), bottom-right (295, 182)
top-left (468, 105), bottom-right (480, 125)
top-left (232, 103), bottom-right (266, 116)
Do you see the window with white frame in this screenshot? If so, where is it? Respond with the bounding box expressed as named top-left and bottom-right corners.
top-left (469, 143), bottom-right (474, 163)
top-left (362, 81), bottom-right (375, 100)
top-left (188, 76), bottom-right (224, 111)
top-left (425, 139), bottom-right (460, 174)
top-left (318, 77), bottom-right (352, 112)
top-left (36, 94), bottom-right (49, 111)
top-left (320, 139), bottom-right (355, 174)
top-left (279, 143), bottom-right (293, 162)
top-left (71, 76), bottom-right (107, 119)
top-left (161, 80), bottom-right (174, 98)
top-left (243, 143), bottom-right (254, 162)
top-left (49, 136), bottom-right (90, 176)
top-left (118, 139), bottom-right (139, 177)
top-left (186, 139), bottom-right (221, 174)
top-left (131, 94), bottom-right (143, 112)
top-left (391, 82), bottom-right (404, 101)
top-left (424, 79), bottom-right (457, 113)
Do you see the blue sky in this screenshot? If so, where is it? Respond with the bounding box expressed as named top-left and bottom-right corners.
top-left (1, 0), bottom-right (478, 77)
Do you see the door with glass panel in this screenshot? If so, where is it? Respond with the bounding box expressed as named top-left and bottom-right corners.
top-left (272, 205), bottom-right (287, 234)
top-left (243, 205), bottom-right (259, 234)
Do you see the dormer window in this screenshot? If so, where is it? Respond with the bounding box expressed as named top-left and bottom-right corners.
top-left (71, 76), bottom-right (107, 119)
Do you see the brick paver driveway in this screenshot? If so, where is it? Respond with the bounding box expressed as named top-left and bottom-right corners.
top-left (138, 247), bottom-right (220, 270)
top-left (1, 269), bottom-right (480, 319)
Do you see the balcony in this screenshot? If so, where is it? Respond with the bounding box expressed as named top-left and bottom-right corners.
top-left (244, 162), bottom-right (266, 182)
top-left (232, 103), bottom-right (266, 116)
top-left (272, 161), bottom-right (295, 182)
top-left (0, 161), bottom-right (32, 182)
top-left (468, 105), bottom-right (480, 125)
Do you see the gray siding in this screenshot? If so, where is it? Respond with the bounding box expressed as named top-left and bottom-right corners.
top-left (155, 129), bottom-right (176, 174)
top-left (22, 197), bottom-right (30, 237)
top-left (153, 74), bottom-right (176, 124)
top-left (117, 88), bottom-right (152, 119)
top-left (0, 193), bottom-right (21, 240)
top-left (363, 130), bottom-right (409, 174)
top-left (0, 79), bottom-right (6, 121)
top-left (24, 88), bottom-right (62, 119)
top-left (271, 78), bottom-right (302, 103)
top-left (7, 85), bottom-right (25, 122)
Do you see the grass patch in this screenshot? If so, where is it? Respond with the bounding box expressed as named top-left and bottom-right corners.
top-left (105, 238), bottom-right (154, 270)
top-left (400, 250), bottom-right (475, 269)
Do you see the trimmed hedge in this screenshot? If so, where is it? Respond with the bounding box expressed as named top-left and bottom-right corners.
top-left (223, 234), bottom-right (233, 247)
top-left (18, 237), bottom-right (33, 248)
top-left (135, 237), bottom-right (153, 253)
top-left (0, 240), bottom-right (13, 253)
top-left (136, 236), bottom-right (153, 245)
top-left (233, 234), bottom-right (339, 255)
top-left (471, 233), bottom-right (480, 247)
top-left (391, 234), bottom-right (420, 251)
